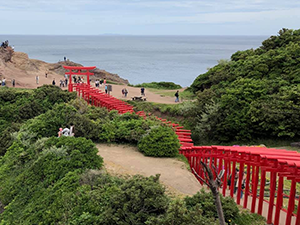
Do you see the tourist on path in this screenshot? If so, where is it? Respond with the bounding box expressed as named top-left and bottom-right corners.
top-left (141, 87), bottom-right (145, 96)
top-left (1, 78), bottom-right (6, 86)
top-left (52, 79), bottom-right (56, 85)
top-left (175, 90), bottom-right (179, 102)
top-left (105, 85), bottom-right (108, 94)
top-left (12, 79), bottom-right (15, 87)
top-left (36, 76), bottom-right (39, 84)
top-left (124, 88), bottom-right (128, 97)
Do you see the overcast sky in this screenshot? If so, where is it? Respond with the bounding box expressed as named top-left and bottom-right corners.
top-left (1, 0), bottom-right (299, 35)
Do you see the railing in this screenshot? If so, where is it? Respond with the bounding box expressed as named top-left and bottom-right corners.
top-left (70, 83), bottom-right (300, 225)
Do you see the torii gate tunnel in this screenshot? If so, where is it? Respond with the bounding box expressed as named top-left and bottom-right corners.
top-left (66, 79), bottom-right (300, 225)
top-left (63, 66), bottom-right (96, 92)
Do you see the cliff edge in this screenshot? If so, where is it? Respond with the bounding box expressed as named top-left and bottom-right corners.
top-left (0, 47), bottom-right (128, 87)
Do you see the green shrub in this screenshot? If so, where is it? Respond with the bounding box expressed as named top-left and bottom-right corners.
top-left (148, 198), bottom-right (217, 225)
top-left (232, 210), bottom-right (266, 225)
top-left (0, 123), bottom-right (21, 156)
top-left (130, 82), bottom-right (182, 90)
top-left (186, 28), bottom-right (300, 144)
top-left (184, 189), bottom-right (239, 224)
top-left (0, 133), bottom-right (103, 224)
top-left (101, 175), bottom-right (169, 225)
top-left (138, 125), bottom-right (180, 157)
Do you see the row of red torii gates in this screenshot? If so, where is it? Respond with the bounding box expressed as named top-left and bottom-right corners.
top-left (64, 66), bottom-right (300, 225)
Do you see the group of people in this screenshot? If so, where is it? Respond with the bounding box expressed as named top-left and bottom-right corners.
top-left (58, 124), bottom-right (75, 137)
top-left (1, 40), bottom-right (9, 48)
top-left (122, 88), bottom-right (128, 97)
top-left (0, 78), bottom-right (16, 87)
top-left (73, 76), bottom-right (85, 84)
top-left (228, 168), bottom-right (246, 198)
top-left (95, 78), bottom-right (106, 88)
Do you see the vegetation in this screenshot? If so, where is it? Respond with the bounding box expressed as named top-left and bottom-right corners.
top-left (129, 81), bottom-right (182, 90)
top-left (0, 130), bottom-right (263, 224)
top-left (183, 28), bottom-right (300, 144)
top-left (138, 126), bottom-right (180, 157)
top-left (0, 85), bottom-right (76, 155)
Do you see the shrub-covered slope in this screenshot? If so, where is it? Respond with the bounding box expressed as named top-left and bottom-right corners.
top-left (0, 85), bottom-right (76, 155)
top-left (189, 28), bottom-right (300, 142)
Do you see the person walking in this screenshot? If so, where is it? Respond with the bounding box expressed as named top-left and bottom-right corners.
top-left (105, 85), bottom-right (108, 94)
top-left (141, 87), bottom-right (145, 96)
top-left (52, 79), bottom-right (56, 85)
top-left (1, 78), bottom-right (6, 86)
top-left (12, 79), bottom-right (15, 87)
top-left (175, 90), bottom-right (179, 102)
top-left (124, 88), bottom-right (128, 97)
top-left (36, 76), bottom-right (39, 84)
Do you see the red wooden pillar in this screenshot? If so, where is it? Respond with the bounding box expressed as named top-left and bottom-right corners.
top-left (222, 158), bottom-right (228, 196)
top-left (286, 179), bottom-right (296, 225)
top-left (274, 176), bottom-right (284, 225)
top-left (251, 165), bottom-right (259, 213)
top-left (218, 157), bottom-right (223, 177)
top-left (296, 191), bottom-right (300, 225)
top-left (237, 162), bottom-right (245, 204)
top-left (68, 71), bottom-right (73, 92)
top-left (267, 171), bottom-right (277, 224)
top-left (258, 169), bottom-right (266, 215)
top-left (230, 160), bottom-right (236, 198)
top-left (243, 163), bottom-right (251, 208)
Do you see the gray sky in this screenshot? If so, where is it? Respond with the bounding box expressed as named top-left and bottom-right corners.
top-left (1, 0), bottom-right (299, 35)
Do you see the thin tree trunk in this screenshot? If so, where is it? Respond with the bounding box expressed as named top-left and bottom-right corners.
top-left (213, 189), bottom-right (226, 225)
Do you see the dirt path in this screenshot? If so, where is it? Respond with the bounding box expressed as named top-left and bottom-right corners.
top-left (97, 143), bottom-right (202, 196)
top-left (8, 75), bottom-right (180, 104)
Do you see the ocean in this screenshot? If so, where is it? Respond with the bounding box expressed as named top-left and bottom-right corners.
top-left (0, 35), bottom-right (267, 87)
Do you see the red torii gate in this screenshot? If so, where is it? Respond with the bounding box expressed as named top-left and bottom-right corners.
top-left (63, 66), bottom-right (96, 92)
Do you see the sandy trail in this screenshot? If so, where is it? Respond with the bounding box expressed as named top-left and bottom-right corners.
top-left (97, 143), bottom-right (202, 196)
top-left (6, 73), bottom-right (180, 104)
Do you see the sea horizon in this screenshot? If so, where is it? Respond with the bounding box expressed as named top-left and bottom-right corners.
top-left (0, 35), bottom-right (268, 87)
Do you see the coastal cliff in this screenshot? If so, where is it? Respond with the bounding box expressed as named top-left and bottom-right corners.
top-left (0, 47), bottom-right (129, 87)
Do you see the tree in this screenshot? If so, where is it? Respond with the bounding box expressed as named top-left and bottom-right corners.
top-left (192, 161), bottom-right (225, 225)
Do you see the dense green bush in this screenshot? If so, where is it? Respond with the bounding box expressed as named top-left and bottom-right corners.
top-left (0, 132), bottom-right (104, 224)
top-left (0, 85), bottom-right (76, 155)
top-left (138, 125), bottom-right (180, 157)
top-left (130, 81), bottom-right (182, 90)
top-left (184, 189), bottom-right (239, 224)
top-left (187, 28), bottom-right (300, 143)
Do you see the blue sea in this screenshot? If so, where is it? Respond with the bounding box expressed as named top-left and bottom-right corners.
top-left (0, 35), bottom-right (267, 87)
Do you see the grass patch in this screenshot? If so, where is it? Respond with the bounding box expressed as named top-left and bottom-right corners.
top-left (148, 88), bottom-right (196, 101)
top-left (175, 154), bottom-right (191, 171)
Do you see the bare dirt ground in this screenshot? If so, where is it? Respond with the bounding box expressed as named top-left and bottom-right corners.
top-left (96, 143), bottom-right (202, 196)
top-left (6, 74), bottom-right (181, 104)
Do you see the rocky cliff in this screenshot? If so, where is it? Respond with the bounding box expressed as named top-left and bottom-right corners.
top-left (0, 47), bottom-right (129, 86)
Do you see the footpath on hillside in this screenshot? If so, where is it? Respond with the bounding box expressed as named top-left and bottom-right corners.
top-left (97, 143), bottom-right (202, 196)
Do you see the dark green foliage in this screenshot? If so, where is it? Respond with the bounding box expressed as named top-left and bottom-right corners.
top-left (138, 125), bottom-right (180, 157)
top-left (185, 189), bottom-right (239, 223)
top-left (101, 174), bottom-right (169, 225)
top-left (187, 28), bottom-right (300, 143)
top-left (0, 123), bottom-right (21, 156)
top-left (0, 133), bottom-right (103, 224)
top-left (147, 199), bottom-right (217, 225)
top-left (130, 82), bottom-right (182, 90)
top-left (232, 210), bottom-right (266, 225)
top-left (0, 86), bottom-right (76, 155)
